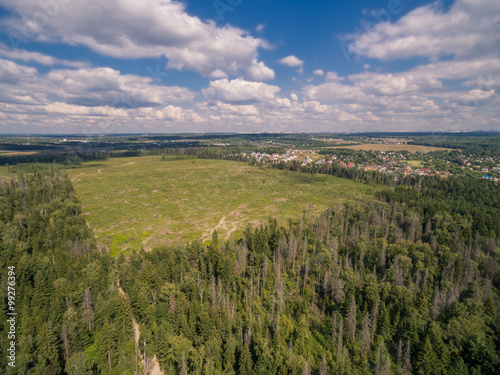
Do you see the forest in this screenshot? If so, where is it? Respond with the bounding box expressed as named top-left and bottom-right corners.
top-left (0, 163), bottom-right (499, 374)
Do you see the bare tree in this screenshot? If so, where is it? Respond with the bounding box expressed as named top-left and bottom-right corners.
top-left (403, 340), bottom-right (412, 375)
top-left (346, 295), bottom-right (357, 343)
top-left (82, 288), bottom-right (95, 334)
top-left (361, 314), bottom-right (371, 354)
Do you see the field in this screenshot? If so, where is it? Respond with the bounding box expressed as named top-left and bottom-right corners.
top-left (67, 156), bottom-right (377, 254)
top-left (324, 144), bottom-right (454, 153)
top-left (406, 160), bottom-right (424, 168)
top-left (0, 151), bottom-right (39, 156)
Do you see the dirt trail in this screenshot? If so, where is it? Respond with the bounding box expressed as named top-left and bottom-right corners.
top-left (201, 211), bottom-right (247, 241)
top-left (70, 172), bottom-right (84, 181)
top-left (117, 284), bottom-right (163, 375)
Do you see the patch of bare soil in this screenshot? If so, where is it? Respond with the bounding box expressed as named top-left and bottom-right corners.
top-left (117, 284), bottom-right (163, 375)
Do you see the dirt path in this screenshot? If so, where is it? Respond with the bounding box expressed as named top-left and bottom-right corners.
top-left (202, 214), bottom-right (227, 241)
top-left (70, 172), bottom-right (84, 181)
top-left (117, 284), bottom-right (163, 375)
top-left (201, 211), bottom-right (248, 242)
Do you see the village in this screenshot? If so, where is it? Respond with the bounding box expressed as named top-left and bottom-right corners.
top-left (248, 148), bottom-right (500, 183)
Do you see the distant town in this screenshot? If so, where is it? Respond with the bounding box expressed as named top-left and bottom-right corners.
top-left (247, 146), bottom-right (500, 183)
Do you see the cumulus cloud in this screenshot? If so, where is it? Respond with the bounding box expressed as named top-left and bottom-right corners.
top-left (348, 0), bottom-right (500, 60)
top-left (0, 0), bottom-right (274, 80)
top-left (246, 59), bottom-right (275, 81)
top-left (45, 102), bottom-right (128, 117)
top-left (202, 78), bottom-right (281, 104)
top-left (2, 0), bottom-right (500, 133)
top-left (349, 72), bottom-right (443, 96)
top-left (410, 57), bottom-right (500, 81)
top-left (208, 102), bottom-right (260, 116)
top-left (278, 55), bottom-right (304, 73)
top-left (325, 72), bottom-right (343, 82)
top-left (0, 59), bottom-right (38, 85)
top-left (0, 60), bottom-right (195, 109)
top-left (45, 67), bottom-right (196, 108)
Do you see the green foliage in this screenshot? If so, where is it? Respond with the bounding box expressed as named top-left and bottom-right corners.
top-left (0, 167), bottom-right (134, 374)
top-left (1, 158), bottom-right (499, 374)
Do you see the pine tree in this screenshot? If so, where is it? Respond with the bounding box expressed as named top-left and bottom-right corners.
top-left (337, 319), bottom-right (344, 363)
top-left (403, 340), bottom-right (412, 375)
top-left (302, 359), bottom-right (312, 375)
top-left (361, 314), bottom-right (372, 354)
top-left (179, 351), bottom-right (188, 375)
top-left (96, 319), bottom-right (118, 370)
top-left (65, 352), bottom-right (93, 375)
top-left (114, 294), bottom-right (132, 341)
top-left (239, 343), bottom-right (253, 375)
top-left (34, 322), bottom-right (61, 375)
top-left (417, 335), bottom-right (436, 375)
top-left (346, 295), bottom-right (357, 343)
top-left (82, 288), bottom-right (95, 334)
top-left (397, 339), bottom-right (403, 375)
top-left (375, 340), bottom-right (390, 375)
top-left (320, 352), bottom-right (328, 375)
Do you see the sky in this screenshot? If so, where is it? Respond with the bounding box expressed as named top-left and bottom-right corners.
top-left (0, 0), bottom-right (499, 134)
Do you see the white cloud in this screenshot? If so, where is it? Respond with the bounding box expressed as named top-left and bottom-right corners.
top-left (209, 69), bottom-right (228, 79)
top-left (349, 72), bottom-right (443, 96)
top-left (256, 24), bottom-right (265, 33)
top-left (202, 78), bottom-right (281, 104)
top-left (0, 60), bottom-right (196, 109)
top-left (278, 55), bottom-right (304, 73)
top-left (0, 0), bottom-right (274, 80)
top-left (44, 67), bottom-right (195, 107)
top-left (0, 59), bottom-right (38, 85)
top-left (246, 59), bottom-right (276, 81)
top-left (209, 102), bottom-right (260, 116)
top-left (45, 102), bottom-right (128, 117)
top-left (348, 0), bottom-right (500, 60)
top-left (278, 55), bottom-right (304, 68)
top-left (410, 57), bottom-right (500, 81)
top-left (0, 44), bottom-right (88, 68)
top-left (325, 72), bottom-right (343, 82)
top-left (313, 69), bottom-right (324, 76)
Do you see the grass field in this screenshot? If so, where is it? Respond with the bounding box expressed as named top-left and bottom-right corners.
top-left (67, 156), bottom-right (377, 254)
top-left (324, 144), bottom-right (453, 153)
top-left (0, 151), bottom-right (39, 156)
top-left (406, 160), bottom-right (424, 168)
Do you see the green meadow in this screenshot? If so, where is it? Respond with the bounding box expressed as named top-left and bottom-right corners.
top-left (66, 156), bottom-right (376, 254)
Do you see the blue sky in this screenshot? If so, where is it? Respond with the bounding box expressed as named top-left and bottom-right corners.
top-left (0, 0), bottom-right (498, 134)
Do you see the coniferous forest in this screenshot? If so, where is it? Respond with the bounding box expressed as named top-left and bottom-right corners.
top-left (1, 164), bottom-right (499, 375)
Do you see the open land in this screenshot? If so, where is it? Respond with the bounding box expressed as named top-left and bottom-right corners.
top-left (66, 155), bottom-right (376, 254)
top-left (0, 151), bottom-right (39, 156)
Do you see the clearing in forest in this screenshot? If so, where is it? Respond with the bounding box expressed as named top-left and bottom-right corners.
top-left (67, 155), bottom-right (376, 254)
